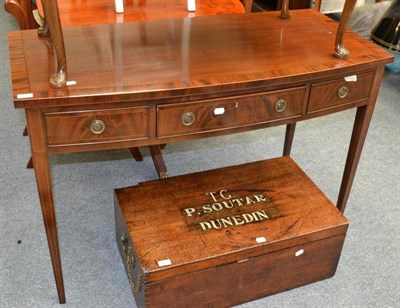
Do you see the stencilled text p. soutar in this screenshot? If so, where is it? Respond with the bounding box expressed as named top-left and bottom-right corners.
top-left (182, 189), bottom-right (272, 231)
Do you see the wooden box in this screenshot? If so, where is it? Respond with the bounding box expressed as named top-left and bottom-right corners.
top-left (114, 157), bottom-right (349, 307)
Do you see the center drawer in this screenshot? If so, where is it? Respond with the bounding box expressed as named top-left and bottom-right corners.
top-left (44, 106), bottom-right (149, 146)
top-left (157, 87), bottom-right (306, 138)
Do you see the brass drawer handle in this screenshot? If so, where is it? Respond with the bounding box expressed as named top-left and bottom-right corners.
top-left (90, 119), bottom-right (105, 134)
top-left (181, 112), bottom-right (196, 126)
top-left (275, 99), bottom-right (287, 113)
top-left (337, 85), bottom-right (349, 99)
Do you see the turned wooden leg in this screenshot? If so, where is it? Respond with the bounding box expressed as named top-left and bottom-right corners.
top-left (4, 0), bottom-right (39, 30)
top-left (283, 123), bottom-right (296, 156)
top-left (150, 145), bottom-right (168, 179)
top-left (279, 0), bottom-right (291, 19)
top-left (334, 0), bottom-right (358, 59)
top-left (337, 66), bottom-right (385, 213)
top-left (314, 0), bottom-right (322, 11)
top-left (240, 0), bottom-right (253, 13)
top-left (129, 148), bottom-right (143, 162)
top-left (26, 109), bottom-right (66, 304)
top-left (41, 0), bottom-right (67, 88)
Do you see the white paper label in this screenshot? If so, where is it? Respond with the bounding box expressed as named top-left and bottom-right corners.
top-left (16, 93), bottom-right (33, 99)
top-left (116, 14), bottom-right (124, 23)
top-left (213, 107), bottom-right (225, 115)
top-left (187, 0), bottom-right (196, 12)
top-left (256, 237), bottom-right (266, 243)
top-left (344, 75), bottom-right (357, 82)
top-left (295, 249), bottom-right (304, 257)
top-left (115, 0), bottom-right (124, 13)
top-left (157, 259), bottom-right (172, 267)
top-left (66, 80), bottom-right (76, 86)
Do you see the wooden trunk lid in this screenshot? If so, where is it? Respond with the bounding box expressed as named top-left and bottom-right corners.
top-left (115, 157), bottom-right (348, 282)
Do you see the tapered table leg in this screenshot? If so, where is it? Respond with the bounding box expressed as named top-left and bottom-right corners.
top-left (128, 148), bottom-right (144, 162)
top-left (337, 66), bottom-right (385, 213)
top-left (26, 109), bottom-right (66, 304)
top-left (150, 145), bottom-right (168, 179)
top-left (334, 0), bottom-right (358, 59)
top-left (26, 157), bottom-right (34, 169)
top-left (41, 0), bottom-right (67, 88)
top-left (283, 123), bottom-right (296, 156)
top-left (22, 126), bottom-right (34, 168)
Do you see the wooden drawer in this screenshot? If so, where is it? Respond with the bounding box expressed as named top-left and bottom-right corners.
top-left (308, 72), bottom-right (374, 113)
top-left (44, 107), bottom-right (149, 145)
top-left (157, 87), bottom-right (306, 137)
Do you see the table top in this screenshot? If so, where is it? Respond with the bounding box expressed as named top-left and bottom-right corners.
top-left (37, 0), bottom-right (245, 26)
top-left (9, 9), bottom-right (393, 108)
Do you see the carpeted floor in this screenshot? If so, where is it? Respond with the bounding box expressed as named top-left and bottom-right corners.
top-left (1, 6), bottom-right (399, 308)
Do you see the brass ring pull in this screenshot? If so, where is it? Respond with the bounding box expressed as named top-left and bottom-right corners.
top-left (275, 99), bottom-right (287, 113)
top-left (121, 233), bottom-right (135, 267)
top-left (126, 246), bottom-right (143, 293)
top-left (121, 233), bottom-right (142, 293)
top-left (181, 112), bottom-right (196, 126)
top-left (337, 85), bottom-right (349, 99)
top-left (90, 119), bottom-right (106, 134)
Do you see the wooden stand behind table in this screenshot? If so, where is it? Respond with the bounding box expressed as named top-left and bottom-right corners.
top-left (8, 9), bottom-right (393, 304)
top-left (4, 0), bottom-right (247, 178)
top-left (4, 0), bottom-right (248, 29)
